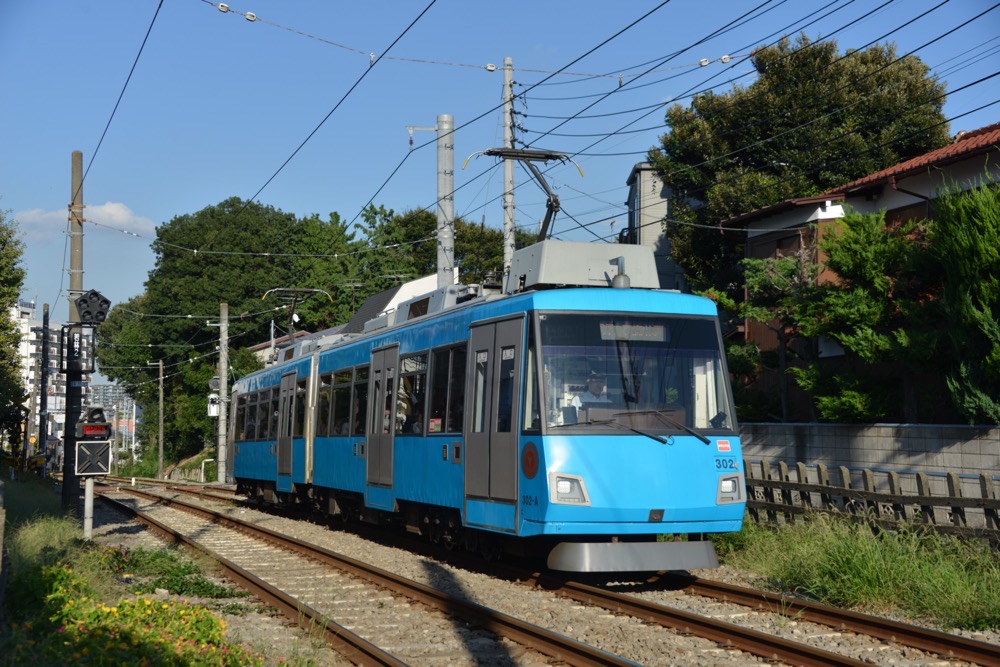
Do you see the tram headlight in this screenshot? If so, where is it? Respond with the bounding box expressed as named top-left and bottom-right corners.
top-left (549, 473), bottom-right (590, 505)
top-left (717, 473), bottom-right (745, 504)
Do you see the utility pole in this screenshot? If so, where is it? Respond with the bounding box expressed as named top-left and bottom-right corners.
top-left (39, 304), bottom-right (50, 476)
top-left (407, 114), bottom-right (456, 288)
top-left (437, 114), bottom-right (455, 288)
top-left (62, 151), bottom-right (85, 512)
top-left (147, 360), bottom-right (164, 478)
top-left (502, 56), bottom-right (516, 278)
top-left (216, 303), bottom-right (229, 483)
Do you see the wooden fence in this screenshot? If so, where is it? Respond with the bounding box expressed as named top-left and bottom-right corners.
top-left (743, 459), bottom-right (1000, 540)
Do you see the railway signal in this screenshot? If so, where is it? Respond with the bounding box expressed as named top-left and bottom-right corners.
top-left (74, 289), bottom-right (111, 324)
top-left (76, 406), bottom-right (112, 441)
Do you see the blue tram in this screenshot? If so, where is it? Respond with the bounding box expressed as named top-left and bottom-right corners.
top-left (229, 240), bottom-right (745, 572)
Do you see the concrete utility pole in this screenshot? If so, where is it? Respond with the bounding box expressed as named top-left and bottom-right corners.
top-left (407, 114), bottom-right (456, 288)
top-left (62, 151), bottom-right (85, 512)
top-left (502, 57), bottom-right (516, 278)
top-left (437, 114), bottom-right (455, 288)
top-left (216, 303), bottom-right (229, 483)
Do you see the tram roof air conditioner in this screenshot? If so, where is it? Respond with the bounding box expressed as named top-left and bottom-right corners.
top-left (504, 240), bottom-right (660, 293)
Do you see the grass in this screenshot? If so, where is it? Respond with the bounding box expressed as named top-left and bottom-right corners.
top-left (1, 468), bottom-right (65, 528)
top-left (1, 515), bottom-right (263, 666)
top-left (0, 466), bottom-right (265, 665)
top-left (713, 513), bottom-right (1000, 631)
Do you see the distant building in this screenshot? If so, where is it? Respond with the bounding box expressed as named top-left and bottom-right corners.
top-left (10, 299), bottom-right (93, 452)
top-left (88, 382), bottom-right (138, 463)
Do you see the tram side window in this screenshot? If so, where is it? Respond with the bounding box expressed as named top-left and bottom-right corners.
top-left (397, 354), bottom-right (427, 435)
top-left (267, 389), bottom-right (280, 440)
top-left (428, 345), bottom-right (466, 434)
top-left (235, 395), bottom-right (247, 440)
top-left (352, 367), bottom-right (369, 435)
top-left (247, 389), bottom-right (271, 440)
top-left (244, 394), bottom-right (257, 440)
top-left (523, 330), bottom-right (541, 432)
top-left (293, 379), bottom-right (307, 438)
top-left (383, 368), bottom-right (395, 435)
top-left (447, 345), bottom-right (466, 432)
top-left (472, 349), bottom-right (488, 433)
top-left (331, 370), bottom-right (353, 435)
top-left (317, 374), bottom-right (332, 437)
top-left (496, 346), bottom-right (515, 433)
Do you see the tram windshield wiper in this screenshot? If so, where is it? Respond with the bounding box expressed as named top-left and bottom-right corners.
top-left (549, 418), bottom-right (667, 444)
top-left (613, 410), bottom-right (711, 445)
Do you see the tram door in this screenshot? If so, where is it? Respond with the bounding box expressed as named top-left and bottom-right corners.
top-left (465, 317), bottom-right (524, 504)
top-left (367, 345), bottom-right (398, 488)
top-left (276, 372), bottom-right (297, 482)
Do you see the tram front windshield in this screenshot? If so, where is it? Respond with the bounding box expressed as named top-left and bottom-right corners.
top-left (537, 313), bottom-right (735, 434)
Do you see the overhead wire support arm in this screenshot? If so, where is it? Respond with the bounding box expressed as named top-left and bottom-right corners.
top-left (464, 148), bottom-right (584, 241)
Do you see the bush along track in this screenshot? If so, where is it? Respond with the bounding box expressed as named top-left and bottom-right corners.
top-left (1, 539), bottom-right (262, 666)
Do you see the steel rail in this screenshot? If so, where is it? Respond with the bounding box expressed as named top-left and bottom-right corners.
top-left (100, 488), bottom-right (639, 667)
top-left (671, 575), bottom-right (1000, 667)
top-left (521, 571), bottom-right (871, 667)
top-left (97, 492), bottom-right (403, 667)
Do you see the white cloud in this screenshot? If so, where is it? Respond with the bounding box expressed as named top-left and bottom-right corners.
top-left (88, 201), bottom-right (157, 236)
top-left (15, 207), bottom-right (67, 242)
top-left (15, 202), bottom-right (156, 243)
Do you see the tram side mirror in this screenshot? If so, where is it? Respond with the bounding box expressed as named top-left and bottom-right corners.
top-left (710, 412), bottom-right (727, 429)
top-left (561, 406), bottom-right (578, 425)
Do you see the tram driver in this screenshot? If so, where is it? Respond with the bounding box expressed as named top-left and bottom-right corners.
top-left (571, 372), bottom-right (610, 410)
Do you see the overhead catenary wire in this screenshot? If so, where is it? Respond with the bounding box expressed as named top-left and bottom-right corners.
top-left (451, 0), bottom-right (887, 233)
top-left (575, 98), bottom-right (1000, 244)
top-left (524, 0), bottom-right (995, 238)
top-left (54, 0), bottom-right (165, 309)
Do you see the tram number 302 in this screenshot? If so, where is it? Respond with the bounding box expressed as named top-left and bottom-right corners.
top-left (521, 494), bottom-right (539, 507)
top-left (715, 458), bottom-right (738, 470)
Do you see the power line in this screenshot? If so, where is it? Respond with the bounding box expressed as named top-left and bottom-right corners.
top-left (235, 0), bottom-right (440, 223)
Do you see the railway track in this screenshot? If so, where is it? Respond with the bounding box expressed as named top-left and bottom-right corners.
top-left (98, 486), bottom-right (642, 666)
top-left (94, 481), bottom-right (1000, 666)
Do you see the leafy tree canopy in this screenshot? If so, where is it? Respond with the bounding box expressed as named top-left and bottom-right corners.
top-left (648, 34), bottom-right (950, 297)
top-left (0, 208), bottom-right (26, 442)
top-left (96, 198), bottom-right (530, 462)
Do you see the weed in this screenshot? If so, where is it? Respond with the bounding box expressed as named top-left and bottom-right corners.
top-left (715, 513), bottom-right (1000, 630)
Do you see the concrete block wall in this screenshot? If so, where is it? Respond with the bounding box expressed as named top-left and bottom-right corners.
top-left (741, 423), bottom-right (1000, 498)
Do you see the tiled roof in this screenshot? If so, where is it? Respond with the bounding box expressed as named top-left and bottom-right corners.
top-left (719, 121), bottom-right (1000, 227)
top-left (825, 121), bottom-right (1000, 194)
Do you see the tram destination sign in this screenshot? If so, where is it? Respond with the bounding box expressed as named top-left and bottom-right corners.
top-left (599, 322), bottom-right (666, 342)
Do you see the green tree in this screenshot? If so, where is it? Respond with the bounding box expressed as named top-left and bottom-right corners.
top-left (740, 236), bottom-right (821, 422)
top-left (286, 211), bottom-right (358, 330)
top-left (649, 35), bottom-right (950, 298)
top-left (380, 208), bottom-right (534, 286)
top-left (97, 198), bottom-right (321, 461)
top-left (0, 208), bottom-right (26, 444)
top-left (790, 210), bottom-right (939, 422)
top-left (928, 183), bottom-right (1000, 423)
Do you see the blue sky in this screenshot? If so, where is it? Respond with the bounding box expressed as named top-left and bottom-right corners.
top-left (3, 0), bottom-right (998, 318)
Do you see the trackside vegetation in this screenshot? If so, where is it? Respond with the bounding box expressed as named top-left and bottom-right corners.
top-left (713, 514), bottom-right (1000, 631)
top-left (1, 516), bottom-right (261, 666)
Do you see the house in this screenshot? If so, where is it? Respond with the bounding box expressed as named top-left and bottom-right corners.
top-left (718, 121), bottom-right (1000, 419)
top-left (621, 162), bottom-right (687, 291)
